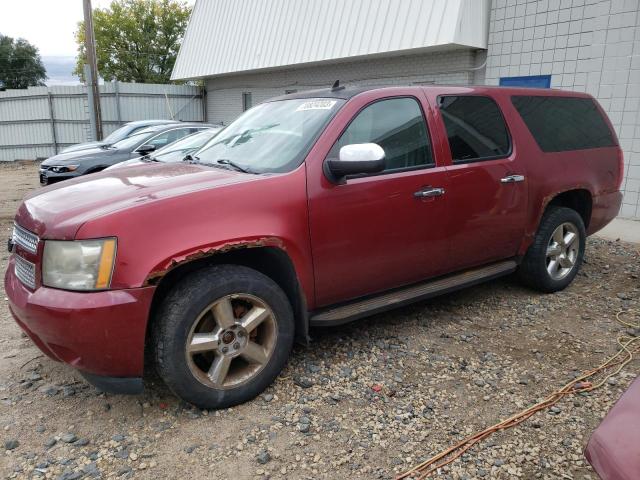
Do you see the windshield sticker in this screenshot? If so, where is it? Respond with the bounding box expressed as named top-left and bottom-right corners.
top-left (295, 100), bottom-right (337, 111)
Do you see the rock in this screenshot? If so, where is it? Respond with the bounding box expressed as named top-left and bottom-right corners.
top-left (262, 393), bottom-right (274, 402)
top-left (607, 377), bottom-right (617, 386)
top-left (35, 425), bottom-right (46, 433)
top-left (44, 438), bottom-right (57, 448)
top-left (112, 434), bottom-right (125, 442)
top-left (40, 385), bottom-right (59, 396)
top-left (4, 439), bottom-right (19, 450)
top-left (62, 386), bottom-right (76, 397)
top-left (61, 433), bottom-right (78, 443)
top-left (256, 449), bottom-right (271, 464)
top-left (293, 376), bottom-right (313, 389)
top-left (298, 423), bottom-right (310, 433)
top-left (117, 466), bottom-right (132, 477)
top-left (75, 438), bottom-right (89, 446)
top-left (474, 379), bottom-right (485, 387)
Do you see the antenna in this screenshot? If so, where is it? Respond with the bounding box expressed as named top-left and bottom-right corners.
top-left (331, 80), bottom-right (345, 92)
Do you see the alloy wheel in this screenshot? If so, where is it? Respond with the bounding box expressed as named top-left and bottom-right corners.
top-left (185, 294), bottom-right (278, 389)
top-left (545, 222), bottom-right (579, 281)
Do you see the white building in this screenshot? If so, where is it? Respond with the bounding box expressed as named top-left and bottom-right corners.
top-left (172, 0), bottom-right (640, 219)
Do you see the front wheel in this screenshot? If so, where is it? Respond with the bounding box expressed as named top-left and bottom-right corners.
top-left (153, 264), bottom-right (294, 409)
top-left (518, 206), bottom-right (586, 293)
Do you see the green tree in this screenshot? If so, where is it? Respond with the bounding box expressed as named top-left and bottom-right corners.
top-left (0, 34), bottom-right (47, 89)
top-left (74, 0), bottom-right (191, 84)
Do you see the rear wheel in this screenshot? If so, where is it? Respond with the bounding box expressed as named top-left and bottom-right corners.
top-left (153, 265), bottom-right (294, 409)
top-left (518, 206), bottom-right (585, 292)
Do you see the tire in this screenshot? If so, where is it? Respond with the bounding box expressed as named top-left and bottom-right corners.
top-left (153, 264), bottom-right (294, 409)
top-left (518, 206), bottom-right (586, 293)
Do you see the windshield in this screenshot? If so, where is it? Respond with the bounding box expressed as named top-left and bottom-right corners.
top-left (153, 129), bottom-right (221, 161)
top-left (102, 125), bottom-right (132, 144)
top-left (194, 98), bottom-right (344, 173)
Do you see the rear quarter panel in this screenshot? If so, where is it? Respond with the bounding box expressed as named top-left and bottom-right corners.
top-left (491, 88), bottom-right (622, 250)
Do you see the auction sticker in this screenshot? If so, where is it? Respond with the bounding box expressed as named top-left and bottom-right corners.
top-left (296, 100), bottom-right (337, 111)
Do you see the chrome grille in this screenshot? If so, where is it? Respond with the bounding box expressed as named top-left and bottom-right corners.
top-left (12, 223), bottom-right (39, 254)
top-left (14, 255), bottom-right (36, 290)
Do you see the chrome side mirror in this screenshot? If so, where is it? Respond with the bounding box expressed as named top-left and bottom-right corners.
top-left (325, 143), bottom-right (385, 183)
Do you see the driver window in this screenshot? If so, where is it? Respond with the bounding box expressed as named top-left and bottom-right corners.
top-left (329, 97), bottom-right (433, 172)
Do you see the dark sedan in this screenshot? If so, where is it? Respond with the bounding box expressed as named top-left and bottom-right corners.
top-left (106, 126), bottom-right (223, 170)
top-left (39, 123), bottom-right (211, 184)
top-left (60, 119), bottom-right (179, 153)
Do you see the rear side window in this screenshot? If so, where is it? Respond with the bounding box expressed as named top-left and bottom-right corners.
top-left (438, 95), bottom-right (511, 163)
top-left (329, 97), bottom-right (433, 172)
top-left (512, 96), bottom-right (616, 152)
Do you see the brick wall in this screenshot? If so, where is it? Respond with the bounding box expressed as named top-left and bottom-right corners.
top-left (485, 0), bottom-right (640, 219)
top-left (205, 49), bottom-right (485, 125)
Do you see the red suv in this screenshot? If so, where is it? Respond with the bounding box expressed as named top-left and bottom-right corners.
top-left (5, 86), bottom-right (623, 408)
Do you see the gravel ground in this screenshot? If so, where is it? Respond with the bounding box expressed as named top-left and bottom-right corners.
top-left (1, 162), bottom-right (639, 480)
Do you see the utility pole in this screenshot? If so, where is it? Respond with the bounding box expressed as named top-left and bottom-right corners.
top-left (83, 0), bottom-right (103, 140)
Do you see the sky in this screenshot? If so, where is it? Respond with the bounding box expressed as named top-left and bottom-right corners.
top-left (0, 0), bottom-right (195, 58)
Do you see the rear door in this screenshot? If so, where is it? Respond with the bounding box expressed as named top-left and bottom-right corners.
top-left (427, 93), bottom-right (528, 271)
top-left (307, 92), bottom-right (450, 307)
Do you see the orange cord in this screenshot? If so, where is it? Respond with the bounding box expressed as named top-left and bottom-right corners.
top-left (397, 310), bottom-right (639, 480)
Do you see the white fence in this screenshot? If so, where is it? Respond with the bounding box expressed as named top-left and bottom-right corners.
top-left (0, 82), bottom-right (205, 161)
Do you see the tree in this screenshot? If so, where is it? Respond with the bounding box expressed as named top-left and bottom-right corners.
top-left (0, 34), bottom-right (47, 89)
top-left (74, 0), bottom-right (191, 84)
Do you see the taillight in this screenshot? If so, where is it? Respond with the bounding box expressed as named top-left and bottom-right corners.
top-left (617, 148), bottom-right (624, 190)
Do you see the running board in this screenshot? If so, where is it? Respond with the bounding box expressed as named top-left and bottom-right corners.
top-left (310, 260), bottom-right (518, 326)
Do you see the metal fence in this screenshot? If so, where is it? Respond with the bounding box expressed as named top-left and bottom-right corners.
top-left (0, 82), bottom-right (205, 161)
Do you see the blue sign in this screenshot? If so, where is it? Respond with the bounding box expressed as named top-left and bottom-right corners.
top-left (499, 75), bottom-right (551, 88)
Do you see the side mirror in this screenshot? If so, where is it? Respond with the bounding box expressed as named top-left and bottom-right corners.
top-left (137, 144), bottom-right (156, 155)
top-left (325, 143), bottom-right (385, 183)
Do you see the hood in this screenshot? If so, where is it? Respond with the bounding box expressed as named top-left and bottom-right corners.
top-left (16, 162), bottom-right (258, 239)
top-left (105, 157), bottom-right (146, 170)
top-left (41, 147), bottom-right (120, 166)
top-left (61, 141), bottom-right (108, 153)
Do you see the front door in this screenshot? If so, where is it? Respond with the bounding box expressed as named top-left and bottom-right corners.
top-left (307, 93), bottom-right (450, 307)
top-left (430, 93), bottom-right (528, 271)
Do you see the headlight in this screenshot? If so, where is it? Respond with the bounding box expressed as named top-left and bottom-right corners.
top-left (50, 165), bottom-right (79, 173)
top-left (42, 238), bottom-right (117, 291)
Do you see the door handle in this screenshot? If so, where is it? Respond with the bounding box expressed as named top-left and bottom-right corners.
top-left (414, 187), bottom-right (445, 198)
top-left (500, 174), bottom-right (525, 184)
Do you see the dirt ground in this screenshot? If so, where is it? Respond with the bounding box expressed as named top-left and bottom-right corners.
top-left (1, 162), bottom-right (639, 480)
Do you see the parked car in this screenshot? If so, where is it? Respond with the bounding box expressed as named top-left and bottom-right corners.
top-left (106, 126), bottom-right (223, 170)
top-left (584, 376), bottom-right (640, 479)
top-left (60, 119), bottom-right (179, 154)
top-left (39, 123), bottom-right (212, 184)
top-left (6, 86), bottom-right (622, 409)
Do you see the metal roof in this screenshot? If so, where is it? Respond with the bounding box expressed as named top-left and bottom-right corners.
top-left (172, 0), bottom-right (490, 80)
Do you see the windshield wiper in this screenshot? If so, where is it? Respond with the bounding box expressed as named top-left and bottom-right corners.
top-left (183, 154), bottom-right (200, 164)
top-left (215, 159), bottom-right (253, 174)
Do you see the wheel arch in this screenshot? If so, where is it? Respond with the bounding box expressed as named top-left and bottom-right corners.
top-left (520, 188), bottom-right (593, 256)
top-left (145, 245), bottom-right (309, 362)
top-left (546, 188), bottom-right (593, 230)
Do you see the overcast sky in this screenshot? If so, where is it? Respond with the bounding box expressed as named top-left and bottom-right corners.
top-left (0, 0), bottom-right (195, 58)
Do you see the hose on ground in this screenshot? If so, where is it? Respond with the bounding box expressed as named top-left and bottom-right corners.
top-left (397, 309), bottom-right (640, 480)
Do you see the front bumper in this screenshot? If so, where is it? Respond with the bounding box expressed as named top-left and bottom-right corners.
top-left (5, 256), bottom-right (155, 388)
top-left (39, 168), bottom-right (80, 185)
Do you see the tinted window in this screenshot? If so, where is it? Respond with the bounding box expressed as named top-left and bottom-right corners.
top-left (512, 96), bottom-right (615, 152)
top-left (439, 96), bottom-right (510, 162)
top-left (330, 97), bottom-right (433, 171)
